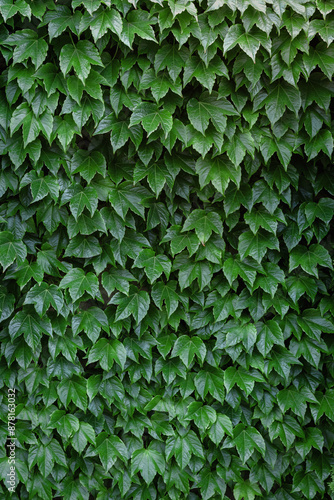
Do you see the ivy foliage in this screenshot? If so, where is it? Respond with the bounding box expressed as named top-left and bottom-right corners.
top-left (0, 0), bottom-right (334, 499)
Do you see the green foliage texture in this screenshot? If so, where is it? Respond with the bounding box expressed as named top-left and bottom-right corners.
top-left (1, 0), bottom-right (334, 499)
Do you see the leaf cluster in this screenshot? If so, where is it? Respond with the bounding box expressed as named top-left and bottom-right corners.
top-left (0, 0), bottom-right (334, 499)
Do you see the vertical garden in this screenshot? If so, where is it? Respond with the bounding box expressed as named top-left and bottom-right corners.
top-left (0, 0), bottom-right (334, 498)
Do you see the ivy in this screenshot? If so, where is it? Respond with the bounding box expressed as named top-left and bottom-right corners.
top-left (0, 0), bottom-right (334, 499)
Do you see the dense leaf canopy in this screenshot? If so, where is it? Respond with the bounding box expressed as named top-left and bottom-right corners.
top-left (0, 0), bottom-right (334, 499)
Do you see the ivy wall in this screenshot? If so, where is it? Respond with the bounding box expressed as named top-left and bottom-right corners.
top-left (0, 0), bottom-right (334, 499)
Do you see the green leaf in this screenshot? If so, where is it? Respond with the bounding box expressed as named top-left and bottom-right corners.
top-left (69, 186), bottom-right (99, 220)
top-left (72, 306), bottom-right (109, 341)
top-left (290, 337), bottom-right (321, 368)
top-left (225, 129), bottom-right (255, 167)
top-left (265, 81), bottom-right (302, 124)
top-left (289, 244), bottom-right (333, 277)
top-left (162, 226), bottom-right (200, 256)
top-left (277, 386), bottom-right (317, 418)
top-left (154, 44), bottom-right (188, 81)
top-left (10, 103), bottom-right (42, 147)
top-left (72, 0), bottom-right (100, 15)
top-left (151, 281), bottom-right (179, 317)
top-left (187, 92), bottom-right (238, 135)
top-left (35, 63), bottom-right (66, 96)
top-left (224, 366), bottom-right (261, 396)
top-left (54, 115), bottom-right (79, 151)
top-left (64, 234), bottom-right (102, 258)
top-left (110, 121), bottom-right (143, 152)
top-left (67, 211), bottom-right (107, 238)
top-left (101, 207), bottom-right (125, 240)
top-left (9, 308), bottom-right (52, 351)
top-left (57, 375), bottom-right (88, 411)
top-left (309, 19), bottom-right (334, 46)
top-left (59, 268), bottom-right (99, 301)
top-left (60, 40), bottom-right (103, 82)
top-left (5, 29), bottom-right (48, 68)
top-left (223, 257), bottom-right (261, 287)
top-left (49, 411), bottom-right (80, 438)
top-left (305, 129), bottom-right (334, 159)
top-left (292, 471), bottom-right (323, 499)
top-left (244, 207), bottom-right (279, 234)
top-left (196, 156), bottom-right (241, 194)
top-left (72, 422), bottom-right (96, 453)
top-left (194, 370), bottom-right (226, 403)
top-left (234, 480), bottom-right (262, 500)
top-left (303, 44), bottom-right (334, 80)
top-left (108, 182), bottom-right (151, 220)
top-left (184, 55), bottom-right (228, 93)
top-left (286, 275), bottom-right (318, 302)
top-left (89, 8), bottom-right (123, 42)
top-left (298, 309), bottom-right (334, 336)
top-left (112, 286), bottom-right (150, 324)
top-left (177, 259), bottom-right (213, 291)
top-left (238, 230), bottom-right (279, 263)
top-left (71, 150), bottom-right (106, 183)
top-left (208, 414), bottom-right (233, 444)
top-left (96, 434), bottom-right (127, 470)
top-left (182, 209), bottom-right (223, 244)
top-left (256, 320), bottom-right (285, 356)
top-left (0, 0), bottom-right (19, 21)
top-left (133, 249), bottom-right (171, 283)
top-left (121, 10), bottom-right (157, 48)
top-left (171, 335), bottom-right (206, 367)
top-left (102, 269), bottom-right (135, 295)
top-left (225, 323), bottom-right (257, 352)
top-left (88, 338), bottom-right (127, 370)
top-left (45, 5), bottom-right (81, 41)
top-left (305, 198), bottom-right (334, 225)
top-left (316, 389), bottom-right (334, 422)
top-left (131, 447), bottom-right (165, 484)
top-left (0, 231), bottom-right (27, 271)
top-left (26, 174), bottom-right (59, 202)
top-left (0, 286), bottom-right (15, 321)
top-left (24, 283), bottom-right (64, 317)
top-left (186, 402), bottom-right (217, 431)
top-left (233, 424), bottom-right (266, 463)
top-left (224, 25), bottom-right (264, 62)
top-left (165, 431), bottom-right (204, 469)
top-left (295, 428), bottom-right (324, 459)
top-left (29, 440), bottom-right (66, 478)
top-left (130, 102), bottom-right (173, 137)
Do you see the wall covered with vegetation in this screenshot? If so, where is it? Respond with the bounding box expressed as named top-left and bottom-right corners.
top-left (0, 0), bottom-right (334, 498)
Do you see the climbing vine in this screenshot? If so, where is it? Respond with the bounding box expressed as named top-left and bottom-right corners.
top-left (0, 0), bottom-right (334, 499)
